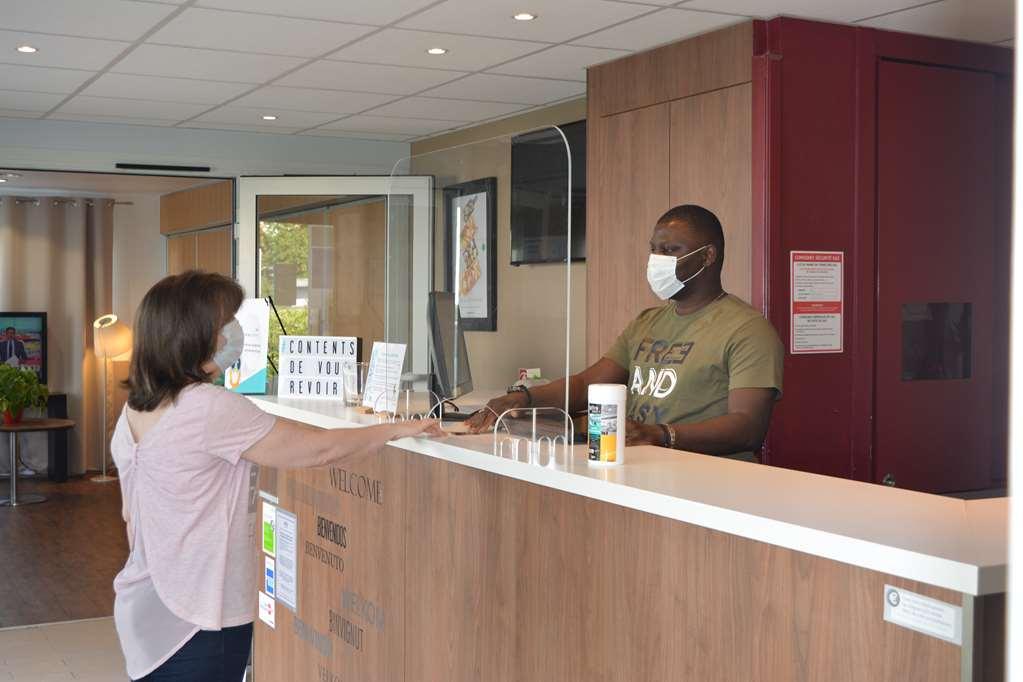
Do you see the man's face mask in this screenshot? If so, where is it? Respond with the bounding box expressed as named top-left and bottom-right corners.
top-left (646, 245), bottom-right (710, 300)
top-left (212, 318), bottom-right (244, 372)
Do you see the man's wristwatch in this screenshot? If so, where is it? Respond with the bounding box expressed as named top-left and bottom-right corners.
top-left (506, 384), bottom-right (533, 407)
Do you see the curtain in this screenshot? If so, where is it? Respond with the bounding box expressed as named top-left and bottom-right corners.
top-left (0, 196), bottom-right (113, 475)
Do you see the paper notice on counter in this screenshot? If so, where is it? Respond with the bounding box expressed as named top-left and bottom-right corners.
top-left (228, 298), bottom-right (270, 394)
top-left (262, 501), bottom-right (276, 558)
top-left (883, 585), bottom-right (962, 645)
top-left (275, 508), bottom-right (298, 612)
top-left (258, 590), bottom-right (275, 629)
top-left (790, 251), bottom-right (843, 354)
top-left (362, 342), bottom-right (407, 413)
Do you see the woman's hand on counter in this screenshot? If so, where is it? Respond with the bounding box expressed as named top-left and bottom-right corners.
top-left (625, 420), bottom-right (665, 447)
top-left (389, 419), bottom-right (445, 439)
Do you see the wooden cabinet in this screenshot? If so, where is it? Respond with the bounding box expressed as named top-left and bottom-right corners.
top-left (167, 226), bottom-right (232, 276)
top-left (586, 22), bottom-right (755, 364)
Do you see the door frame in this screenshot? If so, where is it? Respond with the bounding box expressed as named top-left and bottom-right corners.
top-left (236, 175), bottom-right (434, 381)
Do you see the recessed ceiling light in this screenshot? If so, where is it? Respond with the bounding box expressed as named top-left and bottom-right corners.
top-left (16, 45), bottom-right (37, 54)
top-left (426, 47), bottom-right (448, 55)
top-left (513, 12), bottom-right (536, 21)
top-left (0, 172), bottom-right (20, 179)
top-left (261, 115), bottom-right (278, 121)
top-left (0, 178), bottom-right (6, 183)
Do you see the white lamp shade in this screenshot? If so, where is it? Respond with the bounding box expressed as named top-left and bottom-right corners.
top-left (93, 314), bottom-right (133, 359)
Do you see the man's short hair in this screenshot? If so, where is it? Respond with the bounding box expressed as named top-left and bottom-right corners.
top-left (656, 205), bottom-right (725, 258)
top-left (4, 327), bottom-right (14, 334)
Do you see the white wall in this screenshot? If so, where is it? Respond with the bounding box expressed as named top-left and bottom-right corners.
top-left (111, 193), bottom-right (165, 325)
top-left (0, 118), bottom-right (409, 177)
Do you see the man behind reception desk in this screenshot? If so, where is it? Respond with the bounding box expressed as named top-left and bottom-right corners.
top-left (468, 204), bottom-right (783, 460)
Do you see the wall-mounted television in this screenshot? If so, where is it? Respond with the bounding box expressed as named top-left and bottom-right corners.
top-left (510, 120), bottom-right (586, 265)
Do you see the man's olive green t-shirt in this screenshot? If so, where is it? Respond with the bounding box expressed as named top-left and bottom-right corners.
top-left (605, 295), bottom-right (784, 441)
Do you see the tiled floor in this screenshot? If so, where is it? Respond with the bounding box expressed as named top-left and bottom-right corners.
top-left (0, 617), bottom-right (128, 681)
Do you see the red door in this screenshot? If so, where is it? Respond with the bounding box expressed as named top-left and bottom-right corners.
top-left (874, 60), bottom-right (1002, 493)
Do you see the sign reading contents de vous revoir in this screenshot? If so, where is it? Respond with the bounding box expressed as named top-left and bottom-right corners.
top-left (277, 336), bottom-right (359, 400)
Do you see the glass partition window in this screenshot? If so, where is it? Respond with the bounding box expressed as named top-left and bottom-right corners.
top-left (901, 302), bottom-right (972, 381)
top-left (387, 126), bottom-right (582, 424)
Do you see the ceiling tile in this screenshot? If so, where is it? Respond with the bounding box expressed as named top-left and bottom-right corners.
top-left (56, 95), bottom-right (210, 120)
top-left (0, 64), bottom-right (94, 94)
top-left (572, 8), bottom-right (745, 50)
top-left (328, 28), bottom-right (546, 71)
top-left (192, 105), bottom-right (340, 128)
top-left (0, 0), bottom-right (176, 41)
top-left (81, 73), bottom-right (252, 104)
top-left (299, 129), bottom-right (415, 141)
top-left (196, 0), bottom-right (438, 26)
top-left (48, 112), bottom-right (178, 126)
top-left (681, 0), bottom-right (943, 23)
top-left (0, 89), bottom-right (66, 111)
top-left (320, 114), bottom-right (462, 135)
top-left (399, 0), bottom-right (652, 43)
top-left (420, 73), bottom-right (585, 104)
top-left (280, 60), bottom-right (464, 95)
top-left (112, 44), bottom-right (306, 83)
top-left (856, 0), bottom-right (1014, 43)
top-left (364, 96), bottom-right (527, 121)
top-left (0, 30), bottom-right (130, 70)
top-left (148, 8), bottom-right (375, 58)
top-left (489, 44), bottom-right (628, 81)
top-left (232, 85), bottom-right (396, 113)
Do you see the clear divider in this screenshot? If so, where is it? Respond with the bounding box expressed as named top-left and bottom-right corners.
top-left (386, 126), bottom-right (581, 455)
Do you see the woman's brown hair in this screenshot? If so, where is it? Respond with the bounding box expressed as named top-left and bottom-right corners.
top-left (126, 270), bottom-right (244, 411)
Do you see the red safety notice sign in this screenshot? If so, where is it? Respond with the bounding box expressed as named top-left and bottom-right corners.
top-left (790, 251), bottom-right (843, 354)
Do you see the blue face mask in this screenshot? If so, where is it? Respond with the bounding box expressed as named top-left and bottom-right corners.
top-left (212, 318), bottom-right (244, 371)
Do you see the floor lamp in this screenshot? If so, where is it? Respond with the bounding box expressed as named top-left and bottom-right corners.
top-left (92, 314), bottom-right (131, 483)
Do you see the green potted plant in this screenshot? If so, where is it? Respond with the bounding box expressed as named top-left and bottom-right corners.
top-left (0, 365), bottom-right (49, 425)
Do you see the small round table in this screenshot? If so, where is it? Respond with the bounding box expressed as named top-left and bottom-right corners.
top-left (1, 418), bottom-right (75, 507)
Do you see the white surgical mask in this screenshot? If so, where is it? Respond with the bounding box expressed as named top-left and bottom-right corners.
top-left (646, 245), bottom-right (709, 300)
top-left (212, 318), bottom-right (244, 371)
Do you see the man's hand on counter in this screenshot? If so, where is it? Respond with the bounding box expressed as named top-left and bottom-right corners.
top-left (625, 420), bottom-right (665, 447)
top-left (463, 391), bottom-right (530, 434)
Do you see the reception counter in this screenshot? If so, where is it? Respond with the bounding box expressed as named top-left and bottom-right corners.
top-left (249, 395), bottom-right (1007, 682)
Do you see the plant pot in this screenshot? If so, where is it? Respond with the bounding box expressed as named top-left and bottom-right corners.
top-left (2, 408), bottom-right (24, 425)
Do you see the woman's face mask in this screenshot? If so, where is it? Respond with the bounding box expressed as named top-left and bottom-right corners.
top-left (646, 245), bottom-right (709, 300)
top-left (212, 318), bottom-right (244, 372)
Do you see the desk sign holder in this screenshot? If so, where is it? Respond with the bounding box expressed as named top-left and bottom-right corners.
top-left (363, 342), bottom-right (406, 414)
top-left (227, 298), bottom-right (270, 394)
top-left (277, 336), bottom-right (359, 400)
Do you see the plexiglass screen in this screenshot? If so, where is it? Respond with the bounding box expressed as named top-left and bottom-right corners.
top-left (901, 302), bottom-right (972, 380)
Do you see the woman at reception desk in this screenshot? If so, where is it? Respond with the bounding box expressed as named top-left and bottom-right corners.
top-left (246, 204), bottom-right (1005, 682)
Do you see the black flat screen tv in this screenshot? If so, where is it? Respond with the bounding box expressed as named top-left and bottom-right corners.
top-left (510, 120), bottom-right (586, 265)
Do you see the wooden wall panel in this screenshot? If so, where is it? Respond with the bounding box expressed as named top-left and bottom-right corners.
top-left (166, 232), bottom-right (196, 275)
top-left (588, 22), bottom-right (753, 118)
top-left (669, 82), bottom-right (753, 302)
top-left (195, 226), bottom-right (232, 277)
top-left (585, 104), bottom-right (669, 364)
top-left (254, 449), bottom-right (405, 682)
top-left (160, 180), bottom-right (233, 235)
top-left (256, 447), bottom-right (999, 681)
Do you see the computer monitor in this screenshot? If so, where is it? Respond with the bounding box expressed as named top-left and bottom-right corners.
top-left (428, 291), bottom-right (473, 399)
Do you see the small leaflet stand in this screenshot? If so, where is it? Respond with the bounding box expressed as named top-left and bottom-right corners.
top-left (492, 407), bottom-right (574, 470)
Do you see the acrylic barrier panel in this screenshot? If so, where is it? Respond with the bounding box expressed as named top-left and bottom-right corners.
top-left (386, 126), bottom-right (583, 423)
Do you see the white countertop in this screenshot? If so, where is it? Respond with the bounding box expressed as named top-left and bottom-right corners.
top-left (249, 394), bottom-right (1007, 596)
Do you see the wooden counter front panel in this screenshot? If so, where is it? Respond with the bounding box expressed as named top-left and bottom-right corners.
top-left (254, 449), bottom-right (405, 682)
top-left (257, 448), bottom-right (978, 681)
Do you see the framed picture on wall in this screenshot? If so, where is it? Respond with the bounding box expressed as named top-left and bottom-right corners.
top-left (0, 312), bottom-right (47, 384)
top-left (443, 177), bottom-right (498, 332)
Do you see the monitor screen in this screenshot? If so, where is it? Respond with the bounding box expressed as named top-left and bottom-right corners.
top-left (428, 292), bottom-right (473, 399)
top-left (510, 120), bottom-right (586, 265)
